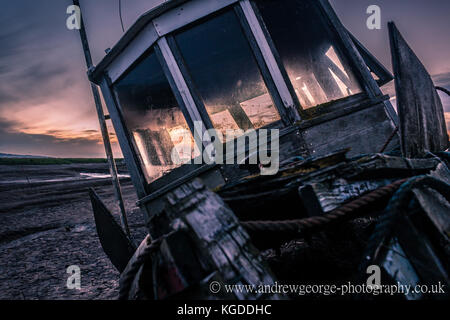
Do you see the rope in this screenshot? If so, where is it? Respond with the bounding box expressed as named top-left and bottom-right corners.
top-left (119, 232), bottom-right (174, 300)
top-left (118, 174), bottom-right (449, 299)
top-left (360, 175), bottom-right (450, 272)
top-left (436, 86), bottom-right (450, 96)
top-left (384, 176), bottom-right (450, 216)
top-left (435, 151), bottom-right (450, 168)
top-left (241, 178), bottom-right (409, 234)
top-left (379, 126), bottom-right (399, 153)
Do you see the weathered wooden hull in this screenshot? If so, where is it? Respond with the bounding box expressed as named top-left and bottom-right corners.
top-left (389, 22), bottom-right (449, 158)
top-left (91, 149), bottom-right (449, 300)
top-left (88, 18), bottom-right (450, 301)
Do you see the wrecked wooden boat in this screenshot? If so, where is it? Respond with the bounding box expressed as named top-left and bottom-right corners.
top-left (78, 0), bottom-right (449, 300)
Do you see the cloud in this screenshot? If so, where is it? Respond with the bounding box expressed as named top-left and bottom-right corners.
top-left (1, 0), bottom-right (449, 158)
top-left (0, 2), bottom-right (104, 157)
top-left (0, 116), bottom-right (120, 158)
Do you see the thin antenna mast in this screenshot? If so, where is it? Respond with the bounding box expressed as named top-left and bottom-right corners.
top-left (72, 0), bottom-right (131, 238)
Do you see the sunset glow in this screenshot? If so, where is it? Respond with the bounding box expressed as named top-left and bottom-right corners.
top-left (0, 0), bottom-right (449, 157)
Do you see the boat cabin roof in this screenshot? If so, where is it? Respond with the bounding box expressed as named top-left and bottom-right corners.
top-left (89, 0), bottom-right (398, 204)
top-left (90, 0), bottom-right (210, 83)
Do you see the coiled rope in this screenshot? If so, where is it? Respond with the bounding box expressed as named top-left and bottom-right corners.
top-left (436, 86), bottom-right (450, 96)
top-left (241, 178), bottom-right (410, 234)
top-left (119, 173), bottom-right (449, 299)
top-left (119, 232), bottom-right (174, 300)
top-left (360, 175), bottom-right (450, 272)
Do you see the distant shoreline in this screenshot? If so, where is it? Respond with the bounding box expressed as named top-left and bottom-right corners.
top-left (0, 158), bottom-right (124, 165)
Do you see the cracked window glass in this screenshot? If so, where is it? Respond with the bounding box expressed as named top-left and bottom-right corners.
top-left (256, 0), bottom-right (362, 109)
top-left (114, 49), bottom-right (199, 182)
top-left (173, 9), bottom-right (281, 141)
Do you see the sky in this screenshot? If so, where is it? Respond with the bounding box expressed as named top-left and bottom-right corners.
top-left (0, 0), bottom-right (449, 158)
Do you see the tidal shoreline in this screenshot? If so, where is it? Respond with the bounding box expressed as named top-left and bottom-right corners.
top-left (0, 163), bottom-right (146, 300)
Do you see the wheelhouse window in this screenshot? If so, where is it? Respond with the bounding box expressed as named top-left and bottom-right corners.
top-left (114, 49), bottom-right (199, 182)
top-left (173, 9), bottom-right (281, 141)
top-left (255, 0), bottom-right (362, 109)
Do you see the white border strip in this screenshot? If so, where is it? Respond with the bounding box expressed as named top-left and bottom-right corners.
top-left (107, 24), bottom-right (159, 83)
top-left (239, 0), bottom-right (296, 113)
top-left (107, 0), bottom-right (238, 83)
top-left (152, 0), bottom-right (238, 36)
top-left (157, 37), bottom-right (206, 141)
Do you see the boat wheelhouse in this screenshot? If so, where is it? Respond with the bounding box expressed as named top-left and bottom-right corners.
top-left (89, 0), bottom-right (399, 222)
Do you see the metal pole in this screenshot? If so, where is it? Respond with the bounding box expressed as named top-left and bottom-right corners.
top-left (72, 0), bottom-right (131, 238)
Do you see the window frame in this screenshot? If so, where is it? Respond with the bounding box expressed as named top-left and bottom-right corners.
top-left (165, 6), bottom-right (289, 134)
top-left (105, 0), bottom-right (387, 127)
top-left (249, 0), bottom-right (372, 114)
top-left (111, 45), bottom-right (203, 184)
top-left (96, 0), bottom-right (397, 197)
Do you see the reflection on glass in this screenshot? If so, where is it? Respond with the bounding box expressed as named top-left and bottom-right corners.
top-left (257, 0), bottom-right (362, 109)
top-left (114, 50), bottom-right (199, 182)
top-left (173, 10), bottom-right (280, 141)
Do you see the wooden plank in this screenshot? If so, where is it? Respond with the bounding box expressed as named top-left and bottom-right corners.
top-left (379, 237), bottom-right (423, 300)
top-left (298, 184), bottom-right (324, 216)
top-left (234, 4), bottom-right (290, 125)
top-left (303, 103), bottom-right (399, 157)
top-left (395, 216), bottom-right (449, 292)
top-left (152, 0), bottom-right (238, 36)
top-left (317, 0), bottom-right (382, 98)
top-left (164, 36), bottom-right (215, 131)
top-left (248, 0), bottom-right (304, 116)
top-left (89, 189), bottom-right (136, 273)
top-left (238, 0), bottom-right (300, 122)
top-left (100, 78), bottom-right (149, 201)
top-left (148, 179), bottom-right (282, 299)
top-left (90, 0), bottom-right (192, 83)
top-left (317, 0), bottom-right (399, 126)
top-left (107, 23), bottom-right (159, 83)
top-left (389, 22), bottom-right (449, 158)
top-left (74, 0), bottom-right (132, 237)
top-left (413, 188), bottom-right (450, 239)
top-left (304, 179), bottom-right (394, 213)
top-left (347, 30), bottom-right (393, 86)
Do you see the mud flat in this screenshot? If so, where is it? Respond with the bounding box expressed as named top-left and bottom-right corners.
top-left (0, 163), bottom-right (147, 300)
top-left (0, 164), bottom-right (378, 300)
